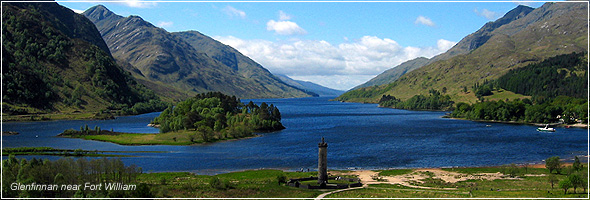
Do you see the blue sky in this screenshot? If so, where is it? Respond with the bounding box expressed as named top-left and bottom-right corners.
top-left (59, 1), bottom-right (545, 90)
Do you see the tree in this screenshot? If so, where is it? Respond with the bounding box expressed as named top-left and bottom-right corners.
top-left (572, 156), bottom-right (582, 171)
top-left (548, 174), bottom-right (558, 189)
top-left (505, 163), bottom-right (520, 178)
top-left (209, 176), bottom-right (226, 190)
top-left (559, 179), bottom-right (572, 194)
top-left (197, 126), bottom-right (213, 143)
top-left (546, 156), bottom-right (562, 174)
top-left (277, 174), bottom-right (287, 185)
top-left (568, 173), bottom-right (583, 194)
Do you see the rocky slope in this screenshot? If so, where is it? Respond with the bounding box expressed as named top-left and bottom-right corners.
top-left (83, 5), bottom-right (312, 99)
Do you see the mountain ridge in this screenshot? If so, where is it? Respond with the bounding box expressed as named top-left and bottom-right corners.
top-left (350, 5), bottom-right (535, 92)
top-left (83, 5), bottom-right (312, 100)
top-left (336, 2), bottom-right (587, 104)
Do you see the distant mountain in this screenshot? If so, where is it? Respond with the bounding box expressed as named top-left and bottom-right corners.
top-left (83, 5), bottom-right (312, 100)
top-left (2, 2), bottom-right (165, 115)
top-left (337, 2), bottom-right (587, 103)
top-left (274, 75), bottom-right (343, 96)
top-left (352, 57), bottom-right (429, 90)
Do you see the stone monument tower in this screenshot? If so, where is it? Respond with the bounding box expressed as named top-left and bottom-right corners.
top-left (318, 137), bottom-right (328, 185)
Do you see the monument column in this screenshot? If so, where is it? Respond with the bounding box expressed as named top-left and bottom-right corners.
top-left (318, 137), bottom-right (328, 185)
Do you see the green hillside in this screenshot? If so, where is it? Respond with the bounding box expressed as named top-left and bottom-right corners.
top-left (1, 2), bottom-right (167, 120)
top-left (336, 2), bottom-right (587, 105)
top-left (493, 52), bottom-right (587, 100)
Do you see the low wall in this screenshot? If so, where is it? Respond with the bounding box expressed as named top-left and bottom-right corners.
top-left (286, 176), bottom-right (362, 189)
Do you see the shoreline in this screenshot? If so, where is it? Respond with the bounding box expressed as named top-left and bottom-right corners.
top-left (149, 154), bottom-right (587, 176)
top-left (58, 129), bottom-right (265, 146)
top-left (444, 116), bottom-right (589, 129)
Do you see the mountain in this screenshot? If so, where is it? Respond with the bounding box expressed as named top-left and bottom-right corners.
top-left (2, 2), bottom-right (165, 116)
top-left (432, 5), bottom-right (535, 62)
top-left (351, 5), bottom-right (535, 91)
top-left (336, 2), bottom-right (587, 103)
top-left (274, 75), bottom-right (343, 96)
top-left (83, 5), bottom-right (312, 100)
top-left (352, 57), bottom-right (430, 90)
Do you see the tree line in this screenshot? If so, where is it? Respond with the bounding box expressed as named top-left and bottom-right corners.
top-left (2, 156), bottom-right (150, 198)
top-left (151, 92), bottom-right (284, 142)
top-left (379, 89), bottom-right (454, 111)
top-left (545, 156), bottom-right (587, 194)
top-left (451, 96), bottom-right (587, 123)
top-left (494, 52), bottom-right (587, 100)
top-left (451, 52), bottom-right (588, 124)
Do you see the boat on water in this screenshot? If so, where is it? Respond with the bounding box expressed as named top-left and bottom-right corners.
top-left (537, 125), bottom-right (556, 132)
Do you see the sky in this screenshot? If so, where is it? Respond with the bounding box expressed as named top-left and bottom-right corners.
top-left (58, 0), bottom-right (545, 91)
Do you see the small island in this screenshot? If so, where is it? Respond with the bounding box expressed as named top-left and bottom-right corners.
top-left (58, 92), bottom-right (285, 145)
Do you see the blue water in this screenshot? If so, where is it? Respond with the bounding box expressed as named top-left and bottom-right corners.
top-left (2, 97), bottom-right (587, 174)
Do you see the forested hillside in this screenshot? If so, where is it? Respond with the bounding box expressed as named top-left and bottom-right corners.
top-left (492, 52), bottom-right (587, 100)
top-left (451, 52), bottom-right (588, 124)
top-left (1, 2), bottom-right (167, 119)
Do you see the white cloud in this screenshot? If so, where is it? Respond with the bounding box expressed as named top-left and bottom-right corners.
top-left (414, 16), bottom-right (435, 27)
top-left (122, 0), bottom-right (157, 8)
top-left (474, 8), bottom-right (499, 20)
top-left (71, 8), bottom-right (84, 14)
top-left (266, 20), bottom-right (307, 35)
top-left (279, 10), bottom-right (292, 20)
top-left (157, 21), bottom-right (174, 28)
top-left (290, 75), bottom-right (375, 91)
top-left (223, 6), bottom-right (246, 19)
top-left (215, 35), bottom-right (456, 90)
top-left (66, 0), bottom-right (156, 8)
top-left (437, 39), bottom-right (456, 51)
top-left (512, 0), bottom-right (534, 6)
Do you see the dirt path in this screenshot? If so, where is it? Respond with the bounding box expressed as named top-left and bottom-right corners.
top-left (316, 168), bottom-right (516, 199)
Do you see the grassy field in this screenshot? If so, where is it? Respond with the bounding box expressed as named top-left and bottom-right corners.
top-left (63, 129), bottom-right (257, 146)
top-left (133, 165), bottom-right (588, 198)
top-left (139, 170), bottom-right (325, 198)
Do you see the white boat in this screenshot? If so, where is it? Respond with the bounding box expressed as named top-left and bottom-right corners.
top-left (537, 125), bottom-right (555, 132)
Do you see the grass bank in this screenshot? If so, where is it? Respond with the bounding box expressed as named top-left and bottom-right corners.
top-left (1, 147), bottom-right (166, 157)
top-left (58, 129), bottom-right (257, 146)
